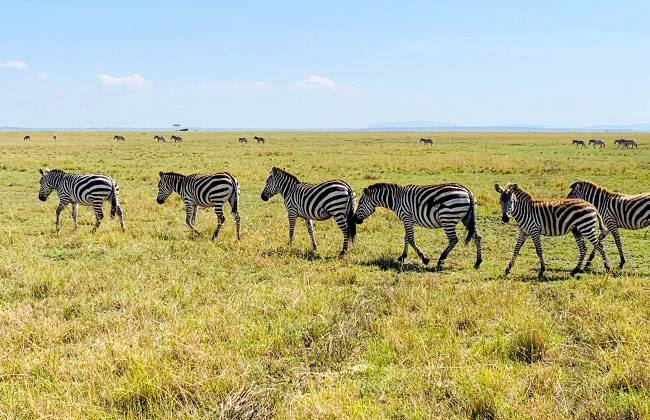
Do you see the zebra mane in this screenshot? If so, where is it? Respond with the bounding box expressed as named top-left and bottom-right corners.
top-left (161, 171), bottom-right (186, 178)
top-left (363, 182), bottom-right (400, 194)
top-left (570, 179), bottom-right (613, 194)
top-left (273, 167), bottom-right (299, 183)
top-left (509, 183), bottom-right (533, 200)
top-left (47, 169), bottom-right (66, 176)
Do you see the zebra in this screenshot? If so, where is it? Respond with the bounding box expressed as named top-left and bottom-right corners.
top-left (171, 135), bottom-right (183, 142)
top-left (23, 135), bottom-right (31, 141)
top-left (156, 171), bottom-right (240, 240)
top-left (38, 168), bottom-right (125, 233)
top-left (622, 139), bottom-right (638, 149)
top-left (254, 136), bottom-right (265, 144)
top-left (495, 183), bottom-right (609, 279)
top-left (588, 139), bottom-right (605, 148)
top-left (354, 183), bottom-right (482, 269)
top-left (260, 167), bottom-right (356, 256)
top-left (572, 139), bottom-right (586, 148)
top-left (154, 135), bottom-right (166, 142)
top-left (568, 180), bottom-right (650, 269)
top-left (53, 134), bottom-right (57, 141)
top-left (113, 135), bottom-right (126, 141)
top-left (239, 137), bottom-right (248, 144)
top-left (420, 138), bottom-right (433, 145)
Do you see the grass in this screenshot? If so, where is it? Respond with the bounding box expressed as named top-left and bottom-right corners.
top-left (1, 130), bottom-right (650, 419)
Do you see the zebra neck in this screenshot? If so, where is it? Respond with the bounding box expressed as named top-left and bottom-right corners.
top-left (278, 179), bottom-right (299, 198)
top-left (170, 175), bottom-right (185, 194)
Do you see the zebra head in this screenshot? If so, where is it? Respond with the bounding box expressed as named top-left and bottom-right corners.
top-left (353, 187), bottom-right (378, 224)
top-left (567, 180), bottom-right (586, 199)
top-left (495, 183), bottom-right (518, 223)
top-left (157, 172), bottom-right (175, 204)
top-left (261, 168), bottom-right (282, 201)
top-left (38, 168), bottom-right (56, 201)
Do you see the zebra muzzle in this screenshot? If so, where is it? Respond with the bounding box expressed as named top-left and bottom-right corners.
top-left (502, 213), bottom-right (510, 223)
top-left (156, 198), bottom-right (164, 204)
top-left (261, 194), bottom-right (268, 201)
top-left (39, 195), bottom-right (47, 202)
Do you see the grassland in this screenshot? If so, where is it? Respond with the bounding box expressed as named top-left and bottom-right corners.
top-left (1, 130), bottom-right (650, 419)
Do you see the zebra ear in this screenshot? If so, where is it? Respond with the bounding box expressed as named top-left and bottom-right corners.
top-left (512, 184), bottom-right (518, 190)
top-left (39, 169), bottom-right (44, 176)
top-left (159, 171), bottom-right (163, 177)
top-left (494, 184), bottom-right (504, 193)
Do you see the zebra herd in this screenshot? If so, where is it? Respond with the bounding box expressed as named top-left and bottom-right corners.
top-left (572, 138), bottom-right (638, 149)
top-left (22, 134), bottom-right (57, 141)
top-left (37, 166), bottom-right (650, 278)
top-left (239, 136), bottom-right (266, 144)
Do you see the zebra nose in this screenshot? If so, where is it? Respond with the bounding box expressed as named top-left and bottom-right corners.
top-left (354, 215), bottom-right (364, 224)
top-left (156, 198), bottom-right (164, 204)
top-left (502, 214), bottom-right (510, 223)
top-left (261, 194), bottom-right (268, 201)
top-left (38, 195), bottom-right (46, 202)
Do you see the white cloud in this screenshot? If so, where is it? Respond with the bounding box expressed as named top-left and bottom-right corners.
top-left (37, 72), bottom-right (49, 79)
top-left (294, 74), bottom-right (361, 93)
top-left (2, 60), bottom-right (28, 69)
top-left (98, 73), bottom-right (152, 88)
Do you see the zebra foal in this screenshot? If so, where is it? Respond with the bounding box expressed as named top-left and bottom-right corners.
top-left (38, 168), bottom-right (125, 232)
top-left (354, 183), bottom-right (482, 268)
top-left (495, 183), bottom-right (609, 279)
top-left (261, 167), bottom-right (356, 256)
top-left (157, 171), bottom-right (241, 240)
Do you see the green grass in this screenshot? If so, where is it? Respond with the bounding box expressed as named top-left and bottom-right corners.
top-left (1, 131), bottom-right (650, 419)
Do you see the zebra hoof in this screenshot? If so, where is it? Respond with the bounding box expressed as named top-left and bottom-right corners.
top-left (397, 255), bottom-right (406, 263)
top-left (474, 259), bottom-right (482, 269)
top-left (570, 268), bottom-right (583, 277)
top-left (421, 256), bottom-right (430, 265)
top-left (505, 267), bottom-right (511, 275)
top-left (538, 272), bottom-right (547, 281)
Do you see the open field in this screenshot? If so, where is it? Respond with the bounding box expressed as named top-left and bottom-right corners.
top-left (1, 131), bottom-right (650, 419)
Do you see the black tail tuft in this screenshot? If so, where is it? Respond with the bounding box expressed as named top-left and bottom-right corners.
top-left (346, 187), bottom-right (357, 243)
top-left (110, 184), bottom-right (118, 219)
top-left (464, 190), bottom-right (478, 245)
top-left (229, 175), bottom-right (240, 214)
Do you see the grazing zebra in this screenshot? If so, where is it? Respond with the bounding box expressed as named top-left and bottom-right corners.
top-left (420, 138), bottom-right (433, 145)
top-left (171, 135), bottom-right (183, 142)
top-left (588, 139), bottom-right (605, 148)
top-left (239, 137), bottom-right (248, 144)
top-left (113, 135), bottom-right (126, 141)
top-left (38, 168), bottom-right (125, 232)
top-left (154, 135), bottom-right (166, 142)
top-left (572, 139), bottom-right (586, 148)
top-left (156, 171), bottom-right (240, 240)
top-left (622, 139), bottom-right (638, 149)
top-left (23, 135), bottom-right (31, 141)
top-left (568, 180), bottom-right (650, 269)
top-left (354, 183), bottom-right (482, 269)
top-left (495, 183), bottom-right (609, 279)
top-left (261, 167), bottom-right (356, 256)
top-left (254, 136), bottom-right (265, 144)
top-left (53, 134), bottom-right (57, 141)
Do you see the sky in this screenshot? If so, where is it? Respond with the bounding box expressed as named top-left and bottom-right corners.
top-left (1, 0), bottom-right (649, 128)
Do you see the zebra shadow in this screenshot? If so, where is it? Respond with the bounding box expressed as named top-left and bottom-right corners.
top-left (361, 256), bottom-right (443, 273)
top-left (261, 247), bottom-right (321, 261)
top-left (511, 267), bottom-right (615, 282)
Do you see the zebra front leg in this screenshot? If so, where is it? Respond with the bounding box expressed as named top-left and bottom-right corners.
top-left (91, 202), bottom-right (104, 233)
top-left (399, 219), bottom-right (429, 264)
top-left (212, 204), bottom-right (226, 240)
top-left (71, 203), bottom-right (78, 230)
top-left (571, 229), bottom-right (587, 276)
top-left (55, 201), bottom-right (68, 232)
top-left (506, 231), bottom-right (527, 275)
top-left (305, 219), bottom-right (317, 250)
top-left (530, 232), bottom-right (546, 279)
top-left (585, 231), bottom-right (610, 272)
top-left (185, 204), bottom-right (201, 236)
top-left (287, 210), bottom-right (297, 247)
top-left (437, 225), bottom-right (459, 269)
top-left (334, 215), bottom-right (349, 256)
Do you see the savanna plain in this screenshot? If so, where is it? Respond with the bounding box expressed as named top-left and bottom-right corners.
top-left (1, 131), bottom-right (650, 419)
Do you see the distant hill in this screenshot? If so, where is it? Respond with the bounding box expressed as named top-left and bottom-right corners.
top-left (365, 120), bottom-right (456, 129)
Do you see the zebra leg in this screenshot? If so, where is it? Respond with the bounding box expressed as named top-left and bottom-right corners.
top-left (585, 231), bottom-right (611, 272)
top-left (71, 203), bottom-right (78, 230)
top-left (185, 204), bottom-right (201, 236)
top-left (191, 206), bottom-right (198, 226)
top-left (571, 229), bottom-right (587, 276)
top-left (530, 232), bottom-right (546, 279)
top-left (305, 219), bottom-right (317, 250)
top-left (506, 231), bottom-right (528, 275)
top-left (585, 229), bottom-right (609, 268)
top-left (610, 227), bottom-right (625, 269)
top-left (287, 210), bottom-right (297, 247)
top-left (91, 201), bottom-right (104, 233)
top-left (334, 214), bottom-right (349, 256)
top-left (233, 211), bottom-right (241, 241)
top-left (399, 219), bottom-right (429, 264)
top-left (55, 201), bottom-right (69, 232)
top-left (212, 204), bottom-right (226, 240)
top-left (437, 225), bottom-right (459, 269)
top-left (473, 231), bottom-right (483, 269)
top-left (116, 205), bottom-right (125, 231)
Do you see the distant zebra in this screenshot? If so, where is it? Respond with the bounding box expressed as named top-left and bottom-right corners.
top-left (572, 139), bottom-right (586, 148)
top-left (239, 137), bottom-right (248, 144)
top-left (568, 180), bottom-right (650, 269)
top-left (154, 135), bottom-right (166, 142)
top-left (254, 136), bottom-right (265, 144)
top-left (23, 135), bottom-right (31, 141)
top-left (157, 171), bottom-right (240, 240)
top-left (261, 167), bottom-right (356, 255)
top-left (588, 139), bottom-right (605, 148)
top-left (622, 139), bottom-right (638, 149)
top-left (113, 135), bottom-right (126, 141)
top-left (171, 135), bottom-right (183, 142)
top-left (354, 183), bottom-right (482, 269)
top-left (38, 168), bottom-right (125, 232)
top-left (53, 134), bottom-right (57, 141)
top-left (495, 183), bottom-right (609, 279)
top-left (420, 138), bottom-right (433, 145)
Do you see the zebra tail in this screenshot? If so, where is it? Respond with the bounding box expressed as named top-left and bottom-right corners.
top-left (346, 187), bottom-right (357, 243)
top-left (464, 191), bottom-right (478, 245)
top-left (110, 183), bottom-right (118, 219)
top-left (596, 211), bottom-right (608, 234)
top-left (229, 175), bottom-right (240, 214)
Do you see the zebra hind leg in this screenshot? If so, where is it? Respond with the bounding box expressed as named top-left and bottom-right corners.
top-left (305, 219), bottom-right (317, 250)
top-left (212, 205), bottom-right (225, 240)
top-left (334, 215), bottom-right (349, 256)
top-left (233, 212), bottom-right (241, 240)
top-left (116, 205), bottom-right (125, 231)
top-left (585, 231), bottom-right (610, 272)
top-left (91, 202), bottom-right (104, 233)
top-left (473, 231), bottom-right (482, 269)
top-left (571, 228), bottom-right (587, 276)
top-left (437, 225), bottom-right (459, 269)
top-left (585, 228), bottom-right (609, 269)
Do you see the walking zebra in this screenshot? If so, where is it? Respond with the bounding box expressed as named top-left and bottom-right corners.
top-left (568, 180), bottom-right (650, 269)
top-left (254, 136), bottom-right (265, 144)
top-left (171, 135), bottom-right (183, 142)
top-left (495, 183), bottom-right (609, 279)
top-left (38, 168), bottom-right (125, 232)
top-left (53, 134), bottom-right (57, 141)
top-left (23, 135), bottom-right (31, 141)
top-left (420, 138), bottom-right (433, 145)
top-left (113, 135), bottom-right (126, 141)
top-left (156, 171), bottom-right (240, 240)
top-left (572, 139), bottom-right (586, 148)
top-left (354, 183), bottom-right (482, 269)
top-left (589, 139), bottom-right (605, 148)
top-left (622, 139), bottom-right (638, 149)
top-left (154, 135), bottom-right (166, 142)
top-left (261, 167), bottom-right (356, 256)
top-left (239, 137), bottom-right (248, 144)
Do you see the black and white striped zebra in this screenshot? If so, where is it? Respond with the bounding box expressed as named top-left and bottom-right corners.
top-left (495, 183), bottom-right (609, 279)
top-left (572, 139), bottom-right (586, 148)
top-left (254, 136), bottom-right (265, 144)
top-left (154, 135), bottom-right (166, 142)
top-left (113, 135), bottom-right (126, 141)
top-left (171, 135), bottom-right (183, 142)
top-left (156, 171), bottom-right (241, 240)
top-left (568, 180), bottom-right (650, 269)
top-left (260, 167), bottom-right (356, 255)
top-left (38, 168), bottom-right (125, 232)
top-left (354, 183), bottom-right (482, 268)
top-left (23, 135), bottom-right (31, 141)
top-left (239, 137), bottom-right (248, 144)
top-left (588, 139), bottom-right (605, 148)
top-left (420, 138), bottom-right (433, 145)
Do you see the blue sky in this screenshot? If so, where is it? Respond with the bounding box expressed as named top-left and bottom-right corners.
top-left (1, 1), bottom-right (649, 128)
